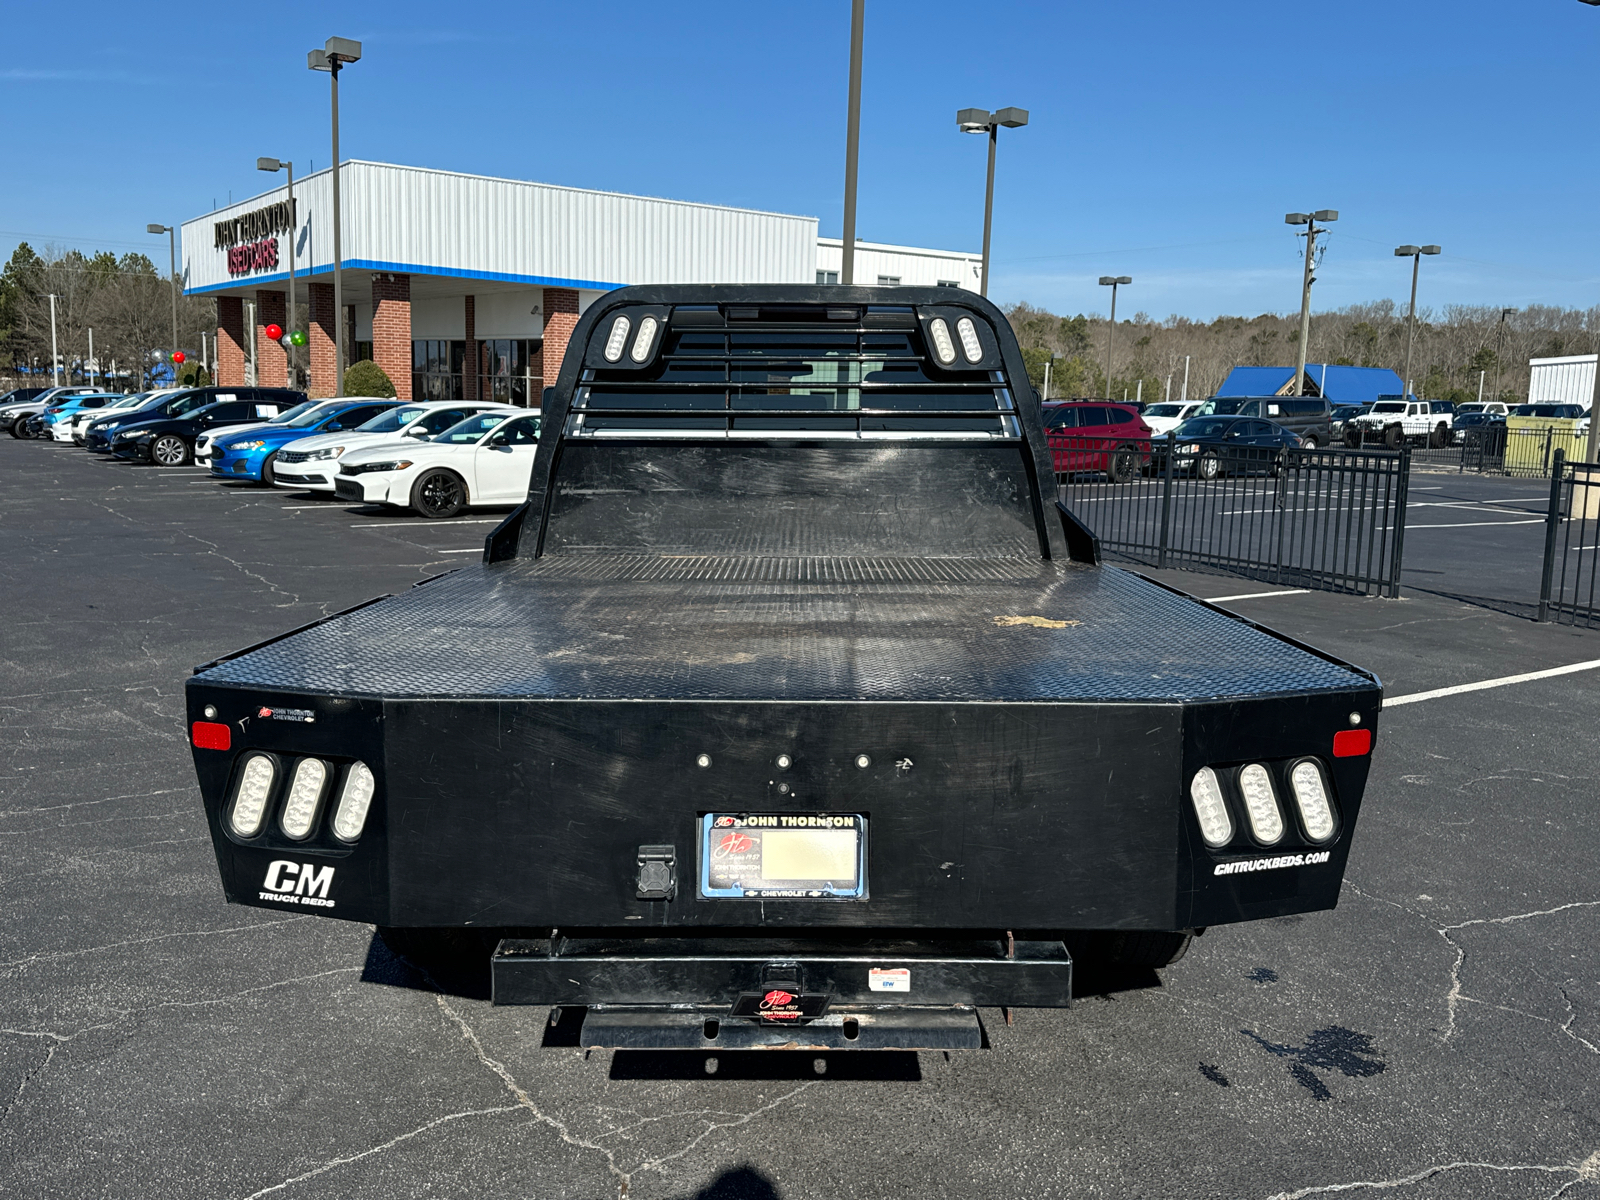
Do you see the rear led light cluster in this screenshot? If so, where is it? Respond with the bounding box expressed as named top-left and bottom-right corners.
top-left (1189, 759), bottom-right (1338, 849)
top-left (227, 754), bottom-right (376, 843)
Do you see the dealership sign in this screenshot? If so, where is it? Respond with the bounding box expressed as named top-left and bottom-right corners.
top-left (215, 199), bottom-right (296, 277)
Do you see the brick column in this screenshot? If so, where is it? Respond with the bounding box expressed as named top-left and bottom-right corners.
top-left (371, 273), bottom-right (412, 399)
top-left (463, 294), bottom-right (477, 401)
top-left (537, 287), bottom-right (580, 396)
top-left (254, 291), bottom-right (287, 387)
top-left (308, 282), bottom-right (337, 398)
top-left (216, 296), bottom-right (246, 386)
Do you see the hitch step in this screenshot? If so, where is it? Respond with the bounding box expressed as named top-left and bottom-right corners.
top-left (580, 1005), bottom-right (984, 1051)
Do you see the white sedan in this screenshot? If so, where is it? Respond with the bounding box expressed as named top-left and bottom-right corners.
top-left (56, 393), bottom-right (148, 442)
top-left (333, 410), bottom-right (542, 518)
top-left (1139, 401), bottom-right (1202, 436)
top-left (271, 401), bottom-right (518, 492)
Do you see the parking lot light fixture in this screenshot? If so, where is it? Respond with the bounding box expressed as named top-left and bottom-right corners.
top-left (958, 106), bottom-right (1028, 297)
top-left (1098, 276), bottom-right (1131, 400)
top-left (1286, 209), bottom-right (1337, 395)
top-left (147, 223), bottom-right (179, 371)
top-left (1395, 243), bottom-right (1441, 408)
top-left (257, 157), bottom-right (298, 387)
top-left (310, 37), bottom-right (361, 396)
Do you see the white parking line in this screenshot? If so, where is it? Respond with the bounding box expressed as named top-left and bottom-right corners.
top-left (280, 505), bottom-right (333, 510)
top-left (1203, 589), bottom-right (1311, 602)
top-left (1404, 518), bottom-right (1545, 529)
top-left (435, 548), bottom-right (482, 554)
top-left (354, 519), bottom-right (500, 528)
top-left (1386, 658), bottom-right (1600, 707)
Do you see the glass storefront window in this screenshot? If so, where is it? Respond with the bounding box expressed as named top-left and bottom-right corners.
top-left (479, 338), bottom-right (542, 407)
top-left (411, 339), bottom-right (464, 402)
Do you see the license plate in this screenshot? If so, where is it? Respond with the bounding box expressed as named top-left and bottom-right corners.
top-left (699, 813), bottom-right (866, 900)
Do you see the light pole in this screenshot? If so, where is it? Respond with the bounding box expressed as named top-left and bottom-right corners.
top-left (1098, 276), bottom-right (1131, 399)
top-left (309, 36), bottom-right (361, 396)
top-left (147, 222), bottom-right (179, 371)
top-left (1285, 210), bottom-right (1338, 395)
top-left (1394, 244), bottom-right (1441, 406)
top-left (257, 157), bottom-right (298, 386)
top-left (47, 294), bottom-right (59, 387)
top-left (1181, 354), bottom-right (1191, 403)
top-left (839, 0), bottom-right (864, 286)
top-left (957, 106), bottom-right (1029, 298)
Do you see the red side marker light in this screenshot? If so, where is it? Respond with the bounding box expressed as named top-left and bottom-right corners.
top-left (1332, 728), bottom-right (1372, 758)
top-left (191, 721), bottom-right (231, 751)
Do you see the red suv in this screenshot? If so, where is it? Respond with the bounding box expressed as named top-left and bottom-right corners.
top-left (1042, 401), bottom-right (1153, 481)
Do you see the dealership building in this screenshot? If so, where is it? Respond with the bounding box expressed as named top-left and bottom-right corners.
top-left (182, 161), bottom-right (982, 403)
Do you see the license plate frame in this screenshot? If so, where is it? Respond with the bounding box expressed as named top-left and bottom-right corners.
top-left (698, 813), bottom-right (867, 900)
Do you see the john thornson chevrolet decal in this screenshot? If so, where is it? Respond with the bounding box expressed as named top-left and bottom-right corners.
top-left (1213, 851), bottom-right (1331, 876)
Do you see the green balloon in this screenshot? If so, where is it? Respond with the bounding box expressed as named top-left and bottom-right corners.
top-left (288, 330), bottom-right (307, 346)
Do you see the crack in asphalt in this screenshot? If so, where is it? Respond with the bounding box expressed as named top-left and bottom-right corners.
top-left (0, 914), bottom-right (309, 971)
top-left (432, 991), bottom-right (816, 1198)
top-left (1264, 1150), bottom-right (1600, 1199)
top-left (235, 1105), bottom-right (526, 1199)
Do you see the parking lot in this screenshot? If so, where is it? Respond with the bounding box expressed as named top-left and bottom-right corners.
top-left (3, 439), bottom-right (1598, 1200)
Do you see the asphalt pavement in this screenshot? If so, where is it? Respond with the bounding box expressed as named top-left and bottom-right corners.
top-left (2, 440), bottom-right (1597, 1200)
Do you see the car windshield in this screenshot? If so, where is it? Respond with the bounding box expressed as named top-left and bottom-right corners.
top-left (1143, 403), bottom-right (1186, 417)
top-left (433, 414), bottom-right (507, 443)
top-left (358, 405), bottom-right (427, 433)
top-left (1371, 402), bottom-right (1406, 414)
top-left (1195, 399), bottom-right (1248, 415)
top-left (265, 400), bottom-right (326, 426)
top-left (1171, 417), bottom-right (1237, 439)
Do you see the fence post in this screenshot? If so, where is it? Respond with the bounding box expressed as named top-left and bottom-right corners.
top-left (1387, 446), bottom-right (1411, 599)
top-left (1158, 431), bottom-right (1175, 569)
top-left (1538, 448), bottom-right (1566, 623)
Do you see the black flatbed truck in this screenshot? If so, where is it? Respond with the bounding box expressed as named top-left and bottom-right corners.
top-left (186, 286), bottom-right (1380, 1052)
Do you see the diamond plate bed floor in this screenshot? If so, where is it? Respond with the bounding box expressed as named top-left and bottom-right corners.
top-left (195, 556), bottom-right (1375, 703)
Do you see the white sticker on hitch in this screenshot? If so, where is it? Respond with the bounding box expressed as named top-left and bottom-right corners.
top-left (869, 967), bottom-right (911, 992)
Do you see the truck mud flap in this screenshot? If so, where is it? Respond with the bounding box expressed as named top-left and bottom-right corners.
top-left (579, 1005), bottom-right (985, 1051)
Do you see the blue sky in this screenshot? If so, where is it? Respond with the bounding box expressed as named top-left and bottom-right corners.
top-left (5, 0), bottom-right (1598, 321)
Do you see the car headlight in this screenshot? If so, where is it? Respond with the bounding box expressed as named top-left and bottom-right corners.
top-left (344, 460), bottom-right (413, 475)
top-left (1180, 443), bottom-right (1201, 454)
top-left (304, 446), bottom-right (345, 460)
top-left (228, 440), bottom-right (267, 451)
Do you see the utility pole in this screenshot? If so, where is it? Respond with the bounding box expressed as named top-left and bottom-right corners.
top-left (1285, 210), bottom-right (1338, 395)
top-left (87, 327), bottom-right (94, 390)
top-left (48, 294), bottom-right (60, 387)
top-left (1395, 244), bottom-right (1441, 406)
top-left (258, 158), bottom-right (299, 386)
top-left (1493, 308), bottom-right (1512, 402)
top-left (840, 0), bottom-right (864, 286)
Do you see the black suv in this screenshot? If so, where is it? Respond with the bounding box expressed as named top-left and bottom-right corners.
top-left (94, 387), bottom-right (305, 463)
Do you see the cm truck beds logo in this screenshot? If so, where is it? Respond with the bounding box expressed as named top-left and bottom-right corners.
top-left (259, 860), bottom-right (336, 908)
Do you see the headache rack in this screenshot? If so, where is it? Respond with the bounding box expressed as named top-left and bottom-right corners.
top-left (567, 303), bottom-right (1021, 440)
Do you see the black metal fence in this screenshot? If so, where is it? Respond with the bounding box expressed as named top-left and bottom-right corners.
top-left (1407, 424), bottom-right (1586, 479)
top-left (1055, 433), bottom-right (1410, 597)
top-left (1538, 451), bottom-right (1600, 626)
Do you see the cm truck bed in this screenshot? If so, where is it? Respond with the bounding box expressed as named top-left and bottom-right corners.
top-left (186, 286), bottom-right (1380, 1040)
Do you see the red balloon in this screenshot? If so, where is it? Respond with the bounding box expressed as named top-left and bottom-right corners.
top-left (264, 323), bottom-right (284, 342)
top-left (172, 351), bottom-right (186, 364)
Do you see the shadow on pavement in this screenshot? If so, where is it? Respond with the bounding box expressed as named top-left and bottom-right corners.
top-left (669, 1165), bottom-right (783, 1200)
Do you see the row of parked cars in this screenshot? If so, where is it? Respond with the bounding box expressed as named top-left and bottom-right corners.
top-left (0, 384), bottom-right (542, 519)
top-left (1042, 399), bottom-right (1306, 482)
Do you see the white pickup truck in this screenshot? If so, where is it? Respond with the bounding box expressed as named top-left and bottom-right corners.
top-left (1345, 399), bottom-right (1453, 449)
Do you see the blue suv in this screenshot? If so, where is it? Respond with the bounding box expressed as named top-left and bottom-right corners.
top-left (208, 399), bottom-right (401, 485)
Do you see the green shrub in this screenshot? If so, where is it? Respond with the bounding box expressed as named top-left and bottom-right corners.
top-left (343, 359), bottom-right (396, 398)
top-left (176, 360), bottom-right (211, 387)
